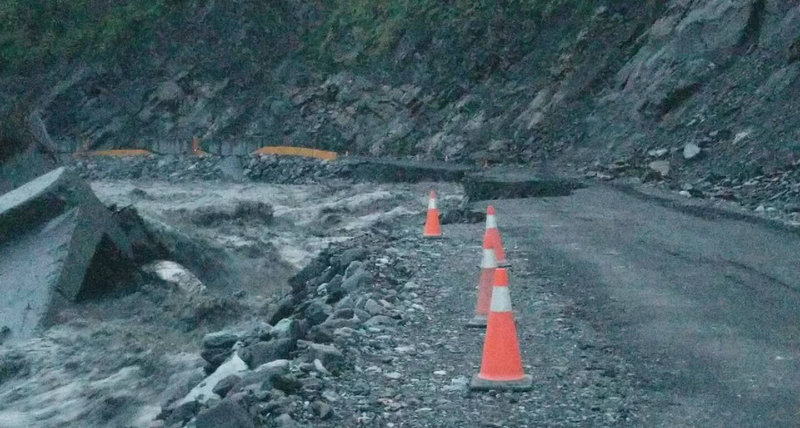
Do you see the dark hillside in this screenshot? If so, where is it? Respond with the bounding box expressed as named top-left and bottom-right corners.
top-left (2, 1), bottom-right (799, 200)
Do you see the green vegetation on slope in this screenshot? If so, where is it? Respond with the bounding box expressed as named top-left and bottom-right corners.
top-left (0, 0), bottom-right (175, 74)
top-left (305, 0), bottom-right (594, 76)
top-left (0, 0), bottom-right (594, 77)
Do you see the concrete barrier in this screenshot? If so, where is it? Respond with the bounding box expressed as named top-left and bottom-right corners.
top-left (0, 168), bottom-right (133, 341)
top-left (463, 171), bottom-right (582, 201)
top-left (347, 158), bottom-right (475, 183)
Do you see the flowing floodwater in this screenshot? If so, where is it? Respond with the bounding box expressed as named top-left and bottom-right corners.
top-left (0, 178), bottom-right (462, 428)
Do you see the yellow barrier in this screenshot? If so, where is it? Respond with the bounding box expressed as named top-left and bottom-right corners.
top-left (252, 146), bottom-right (338, 161)
top-left (76, 149), bottom-right (153, 158)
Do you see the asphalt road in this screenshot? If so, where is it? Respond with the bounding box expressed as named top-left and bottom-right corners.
top-left (485, 186), bottom-right (800, 427)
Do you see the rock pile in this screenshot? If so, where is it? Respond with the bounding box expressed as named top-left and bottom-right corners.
top-left (71, 153), bottom-right (358, 185)
top-left (155, 233), bottom-right (416, 427)
top-left (584, 152), bottom-right (800, 223)
top-left (72, 155), bottom-right (228, 182)
top-left (243, 155), bottom-right (351, 184)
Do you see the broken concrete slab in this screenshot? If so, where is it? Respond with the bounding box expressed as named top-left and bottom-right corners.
top-left (0, 167), bottom-right (133, 341)
top-left (0, 167), bottom-right (129, 250)
top-left (463, 170), bottom-right (582, 201)
top-left (346, 157), bottom-right (475, 183)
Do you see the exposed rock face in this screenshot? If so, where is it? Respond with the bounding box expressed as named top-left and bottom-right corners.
top-left (4, 1), bottom-right (800, 194)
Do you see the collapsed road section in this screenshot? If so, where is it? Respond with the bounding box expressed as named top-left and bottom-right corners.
top-left (12, 155), bottom-right (767, 427)
top-left (0, 168), bottom-right (133, 341)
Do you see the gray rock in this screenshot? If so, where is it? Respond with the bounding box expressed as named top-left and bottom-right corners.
top-left (266, 295), bottom-right (296, 325)
top-left (683, 143), bottom-right (702, 160)
top-left (313, 359), bottom-right (331, 375)
top-left (299, 341), bottom-right (345, 370)
top-left (344, 261), bottom-right (364, 279)
top-left (238, 339), bottom-right (295, 368)
top-left (201, 347), bottom-right (233, 372)
top-left (330, 308), bottom-right (354, 320)
top-left (325, 275), bottom-right (345, 303)
top-left (333, 294), bottom-right (354, 309)
top-left (320, 318), bottom-right (360, 332)
top-left (331, 248), bottom-right (368, 269)
top-left (288, 257), bottom-right (329, 291)
top-left (195, 399), bottom-right (255, 428)
top-left (228, 360), bottom-right (288, 396)
top-left (271, 318), bottom-right (300, 342)
top-left (647, 148), bottom-right (669, 158)
top-left (256, 359), bottom-right (291, 374)
top-left (203, 331), bottom-right (239, 349)
top-left (155, 81), bottom-right (184, 104)
top-left (267, 373), bottom-right (302, 394)
top-left (212, 374), bottom-right (241, 398)
top-left (439, 208), bottom-right (463, 225)
top-left (308, 326), bottom-right (334, 343)
top-left (159, 368), bottom-right (206, 409)
top-left (164, 400), bottom-right (200, 426)
top-left (312, 400), bottom-right (334, 420)
top-left (308, 266), bottom-right (335, 288)
top-left (364, 299), bottom-right (385, 316)
top-left (304, 300), bottom-right (332, 326)
top-left (648, 160), bottom-right (670, 177)
top-left (341, 269), bottom-right (371, 293)
top-left (275, 413), bottom-right (298, 427)
top-left (364, 315), bottom-right (397, 328)
top-left (332, 327), bottom-right (357, 338)
top-left (353, 308), bottom-right (370, 322)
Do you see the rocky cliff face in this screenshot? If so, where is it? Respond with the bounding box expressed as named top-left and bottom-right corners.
top-left (2, 1), bottom-right (799, 181)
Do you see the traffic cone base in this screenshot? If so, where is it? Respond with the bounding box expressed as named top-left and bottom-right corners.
top-left (470, 374), bottom-right (532, 391)
top-left (466, 314), bottom-right (487, 328)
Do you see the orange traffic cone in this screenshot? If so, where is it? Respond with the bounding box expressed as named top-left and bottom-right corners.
top-left (466, 233), bottom-right (497, 328)
top-left (423, 190), bottom-right (442, 238)
top-left (485, 206), bottom-right (509, 267)
top-left (470, 268), bottom-right (532, 391)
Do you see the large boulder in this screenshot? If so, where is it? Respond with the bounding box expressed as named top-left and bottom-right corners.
top-left (0, 168), bottom-right (133, 341)
top-left (195, 399), bottom-right (255, 428)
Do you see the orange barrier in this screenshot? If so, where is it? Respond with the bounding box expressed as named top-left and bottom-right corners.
top-left (423, 190), bottom-right (442, 238)
top-left (252, 146), bottom-right (338, 161)
top-left (76, 149), bottom-right (152, 158)
top-left (470, 268), bottom-right (532, 391)
top-left (467, 232), bottom-right (497, 327)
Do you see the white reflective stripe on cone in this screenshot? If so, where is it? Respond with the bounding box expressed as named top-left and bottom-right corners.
top-left (489, 286), bottom-right (512, 312)
top-left (479, 248), bottom-right (497, 269)
top-left (428, 197), bottom-right (437, 210)
top-left (485, 214), bottom-right (497, 229)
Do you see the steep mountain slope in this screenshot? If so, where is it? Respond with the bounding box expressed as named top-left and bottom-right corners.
top-left (2, 1), bottom-right (799, 183)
